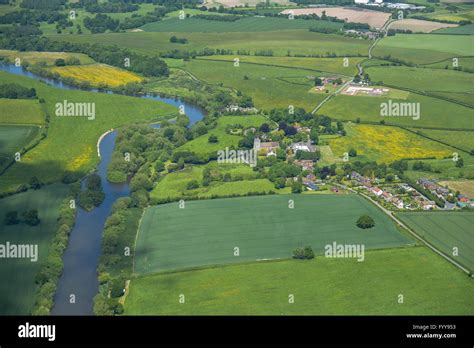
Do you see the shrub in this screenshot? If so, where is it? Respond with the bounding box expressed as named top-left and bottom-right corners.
top-left (186, 180), bottom-right (200, 190)
top-left (22, 209), bottom-right (40, 226)
top-left (356, 215), bottom-right (375, 229)
top-left (293, 246), bottom-right (315, 259)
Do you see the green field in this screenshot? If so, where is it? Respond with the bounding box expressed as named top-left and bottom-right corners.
top-left (0, 98), bottom-right (45, 125)
top-left (180, 59), bottom-right (326, 110)
top-left (0, 183), bottom-right (69, 314)
top-left (398, 212), bottom-right (474, 272)
top-left (0, 125), bottom-right (41, 171)
top-left (125, 247), bottom-right (474, 315)
top-left (408, 128), bottom-right (474, 153)
top-left (0, 49), bottom-right (95, 66)
top-left (141, 17), bottom-right (343, 33)
top-left (47, 30), bottom-right (371, 58)
top-left (134, 194), bottom-right (412, 274)
top-left (318, 92), bottom-right (474, 130)
top-left (0, 71), bottom-right (178, 193)
top-left (367, 66), bottom-right (474, 106)
top-left (373, 34), bottom-right (474, 64)
top-left (434, 23), bottom-right (474, 35)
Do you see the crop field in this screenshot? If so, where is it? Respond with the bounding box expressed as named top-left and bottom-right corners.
top-left (398, 212), bottom-right (474, 272)
top-left (327, 124), bottom-right (453, 163)
top-left (177, 115), bottom-right (270, 154)
top-left (388, 19), bottom-right (458, 33)
top-left (0, 125), bottom-right (40, 171)
top-left (0, 99), bottom-right (45, 125)
top-left (180, 59), bottom-right (326, 110)
top-left (280, 8), bottom-right (390, 29)
top-left (150, 163), bottom-right (276, 202)
top-left (141, 16), bottom-right (342, 33)
top-left (439, 180), bottom-right (474, 197)
top-left (0, 183), bottom-right (69, 314)
top-left (134, 194), bottom-right (412, 274)
top-left (424, 57), bottom-right (474, 71)
top-left (0, 71), bottom-right (178, 193)
top-left (125, 247), bottom-right (474, 315)
top-left (434, 23), bottom-right (474, 35)
top-left (47, 30), bottom-right (371, 58)
top-left (317, 93), bottom-right (474, 130)
top-left (49, 64), bottom-right (144, 88)
top-left (0, 49), bottom-right (95, 66)
top-left (197, 56), bottom-right (362, 76)
top-left (410, 129), bottom-right (474, 153)
top-left (373, 34), bottom-right (474, 64)
top-left (366, 66), bottom-right (474, 106)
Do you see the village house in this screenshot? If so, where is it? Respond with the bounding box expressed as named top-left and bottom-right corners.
top-left (295, 126), bottom-right (311, 134)
top-left (418, 199), bottom-right (436, 210)
top-left (254, 138), bottom-right (279, 153)
top-left (457, 194), bottom-right (470, 208)
top-left (435, 187), bottom-right (450, 197)
top-left (289, 142), bottom-right (316, 153)
top-left (371, 187), bottom-right (383, 197)
top-left (225, 105), bottom-right (258, 114)
top-left (418, 178), bottom-right (437, 191)
top-left (392, 198), bottom-right (404, 209)
top-left (382, 191), bottom-right (392, 202)
top-left (294, 160), bottom-right (314, 171)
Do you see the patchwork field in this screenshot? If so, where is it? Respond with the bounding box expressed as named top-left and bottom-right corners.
top-left (125, 247), bottom-right (474, 315)
top-left (280, 7), bottom-right (390, 29)
top-left (141, 16), bottom-right (342, 33)
top-left (327, 124), bottom-right (453, 163)
top-left (438, 180), bottom-right (474, 197)
top-left (0, 183), bottom-right (69, 315)
top-left (0, 49), bottom-right (94, 66)
top-left (410, 128), bottom-right (474, 153)
top-left (47, 30), bottom-right (371, 57)
top-left (0, 99), bottom-right (45, 125)
top-left (434, 23), bottom-right (474, 35)
top-left (373, 34), bottom-right (474, 64)
top-left (0, 71), bottom-right (178, 193)
top-left (398, 212), bottom-right (474, 272)
top-left (0, 125), bottom-right (41, 172)
top-left (134, 194), bottom-right (412, 274)
top-left (49, 64), bottom-right (144, 88)
top-left (389, 19), bottom-right (458, 33)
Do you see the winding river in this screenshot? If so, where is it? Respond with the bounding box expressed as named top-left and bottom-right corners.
top-left (0, 64), bottom-right (205, 315)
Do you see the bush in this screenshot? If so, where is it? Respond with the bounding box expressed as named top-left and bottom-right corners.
top-left (293, 246), bottom-right (315, 259)
top-left (54, 58), bottom-right (66, 66)
top-left (208, 134), bottom-right (218, 143)
top-left (109, 279), bottom-right (125, 298)
top-left (356, 215), bottom-right (375, 229)
top-left (22, 209), bottom-right (40, 226)
top-left (186, 180), bottom-right (200, 190)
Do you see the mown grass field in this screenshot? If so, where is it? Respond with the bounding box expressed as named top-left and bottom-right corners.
top-left (47, 30), bottom-right (371, 57)
top-left (49, 63), bottom-right (144, 87)
top-left (0, 125), bottom-right (41, 171)
top-left (424, 57), bottom-right (474, 71)
top-left (0, 98), bottom-right (45, 125)
top-left (373, 34), bottom-right (474, 64)
top-left (125, 247), bottom-right (474, 315)
top-left (177, 115), bottom-right (269, 154)
top-left (0, 49), bottom-right (94, 66)
top-left (197, 55), bottom-right (362, 76)
top-left (439, 180), bottom-right (474, 197)
top-left (410, 128), bottom-right (474, 153)
top-left (398, 212), bottom-right (474, 272)
top-left (317, 92), bottom-right (474, 130)
top-left (0, 183), bottom-right (69, 315)
top-left (0, 71), bottom-right (178, 193)
top-left (141, 17), bottom-right (343, 33)
top-left (180, 59), bottom-right (326, 110)
top-left (134, 194), bottom-right (412, 274)
top-left (150, 163), bottom-right (275, 202)
top-left (367, 66), bottom-right (474, 106)
top-left (434, 23), bottom-right (474, 34)
top-left (327, 124), bottom-right (454, 163)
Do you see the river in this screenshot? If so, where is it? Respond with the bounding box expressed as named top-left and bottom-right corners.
top-left (0, 64), bottom-right (205, 315)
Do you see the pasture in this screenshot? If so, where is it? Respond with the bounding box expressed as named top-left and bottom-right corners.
top-left (410, 129), bottom-right (474, 153)
top-left (398, 212), bottom-right (474, 272)
top-left (0, 183), bottom-right (69, 315)
top-left (438, 180), bottom-right (474, 197)
top-left (134, 194), bottom-right (412, 274)
top-left (0, 99), bottom-right (45, 125)
top-left (0, 49), bottom-right (94, 66)
top-left (47, 30), bottom-right (371, 58)
top-left (141, 16), bottom-right (342, 33)
top-left (434, 23), bottom-right (474, 35)
top-left (49, 63), bottom-right (144, 88)
top-left (0, 125), bottom-right (41, 172)
top-left (373, 34), bottom-right (474, 64)
top-left (327, 124), bottom-right (453, 163)
top-left (0, 71), bottom-right (178, 193)
top-left (125, 247), bottom-right (474, 315)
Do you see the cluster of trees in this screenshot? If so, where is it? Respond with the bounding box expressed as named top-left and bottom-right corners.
top-left (0, 83), bottom-right (36, 99)
top-left (20, 0), bottom-right (65, 10)
top-left (32, 197), bottom-right (76, 315)
top-left (194, 14), bottom-right (241, 22)
top-left (169, 36), bottom-right (188, 44)
top-left (83, 13), bottom-right (120, 33)
top-left (343, 22), bottom-right (370, 30)
top-left (356, 215), bottom-right (375, 229)
top-left (78, 174), bottom-right (105, 211)
top-left (85, 1), bottom-right (139, 13)
top-left (292, 246), bottom-right (315, 259)
top-left (0, 9), bottom-right (67, 25)
top-left (4, 209), bottom-right (40, 226)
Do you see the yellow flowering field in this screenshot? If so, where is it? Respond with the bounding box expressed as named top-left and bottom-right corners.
top-left (50, 63), bottom-right (144, 87)
top-left (328, 124), bottom-right (453, 163)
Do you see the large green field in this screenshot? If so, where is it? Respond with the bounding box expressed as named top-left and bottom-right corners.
top-left (179, 58), bottom-right (326, 110)
top-left (141, 17), bottom-right (343, 33)
top-left (0, 98), bottom-right (45, 125)
top-left (373, 34), bottom-right (474, 64)
top-left (134, 194), bottom-right (412, 274)
top-left (398, 212), bottom-right (474, 272)
top-left (367, 66), bottom-right (474, 106)
top-left (0, 125), bottom-right (41, 172)
top-left (0, 183), bottom-right (69, 314)
top-left (409, 128), bottom-right (474, 152)
top-left (0, 71), bottom-right (178, 193)
top-left (125, 247), bottom-right (474, 315)
top-left (434, 23), bottom-right (474, 35)
top-left (47, 30), bottom-right (371, 57)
